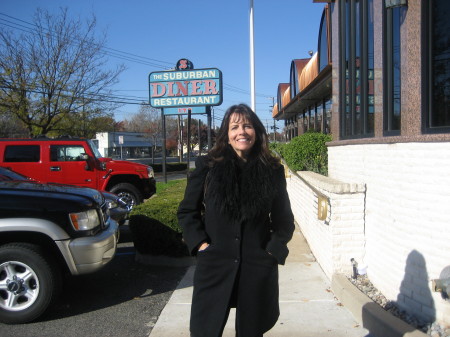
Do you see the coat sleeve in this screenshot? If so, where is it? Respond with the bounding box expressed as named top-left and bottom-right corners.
top-left (266, 165), bottom-right (295, 265)
top-left (177, 156), bottom-right (210, 256)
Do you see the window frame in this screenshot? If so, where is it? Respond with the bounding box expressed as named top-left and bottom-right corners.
top-left (423, 0), bottom-right (450, 134)
top-left (383, 4), bottom-right (403, 136)
top-left (339, 0), bottom-right (374, 139)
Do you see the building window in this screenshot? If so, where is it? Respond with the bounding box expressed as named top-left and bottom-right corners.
top-left (319, 6), bottom-right (331, 72)
top-left (316, 102), bottom-right (323, 132)
top-left (425, 0), bottom-right (450, 132)
top-left (309, 106), bottom-right (315, 131)
top-left (325, 98), bottom-right (332, 134)
top-left (339, 0), bottom-right (374, 138)
top-left (384, 4), bottom-right (405, 134)
top-left (303, 110), bottom-right (308, 133)
top-left (294, 115), bottom-right (299, 137)
top-left (298, 114), bottom-right (304, 135)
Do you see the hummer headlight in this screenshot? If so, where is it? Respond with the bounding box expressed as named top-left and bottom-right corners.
top-left (147, 166), bottom-right (155, 179)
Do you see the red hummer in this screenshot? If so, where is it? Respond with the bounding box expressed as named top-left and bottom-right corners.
top-left (0, 137), bottom-right (156, 207)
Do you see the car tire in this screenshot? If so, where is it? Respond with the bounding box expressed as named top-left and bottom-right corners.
top-left (109, 183), bottom-right (143, 208)
top-left (0, 243), bottom-right (61, 324)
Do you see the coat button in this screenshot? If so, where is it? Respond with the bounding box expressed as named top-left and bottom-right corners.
top-left (234, 258), bottom-right (239, 263)
top-left (235, 236), bottom-right (240, 241)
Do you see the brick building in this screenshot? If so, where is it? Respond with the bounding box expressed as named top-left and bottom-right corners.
top-left (274, 0), bottom-right (450, 328)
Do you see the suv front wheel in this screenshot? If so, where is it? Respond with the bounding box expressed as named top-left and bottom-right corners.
top-left (0, 243), bottom-right (61, 324)
top-left (109, 182), bottom-right (143, 208)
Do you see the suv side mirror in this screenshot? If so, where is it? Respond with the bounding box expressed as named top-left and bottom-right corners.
top-left (81, 153), bottom-right (94, 171)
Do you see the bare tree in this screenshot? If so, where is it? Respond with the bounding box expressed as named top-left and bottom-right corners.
top-left (58, 110), bottom-right (117, 138)
top-left (123, 103), bottom-right (164, 153)
top-left (0, 112), bottom-right (29, 138)
top-left (124, 103), bottom-right (160, 132)
top-left (0, 8), bottom-right (125, 136)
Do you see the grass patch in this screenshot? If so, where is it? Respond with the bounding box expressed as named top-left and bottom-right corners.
top-left (155, 180), bottom-right (184, 194)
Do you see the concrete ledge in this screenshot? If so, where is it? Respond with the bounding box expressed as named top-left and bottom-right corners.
top-left (297, 171), bottom-right (366, 194)
top-left (331, 273), bottom-right (428, 337)
top-left (135, 252), bottom-right (196, 267)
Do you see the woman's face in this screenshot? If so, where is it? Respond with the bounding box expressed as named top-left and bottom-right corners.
top-left (228, 112), bottom-right (256, 159)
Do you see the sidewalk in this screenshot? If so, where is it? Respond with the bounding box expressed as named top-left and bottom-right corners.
top-left (149, 228), bottom-right (371, 337)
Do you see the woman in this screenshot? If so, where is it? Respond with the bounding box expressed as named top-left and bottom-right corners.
top-left (177, 104), bottom-right (295, 337)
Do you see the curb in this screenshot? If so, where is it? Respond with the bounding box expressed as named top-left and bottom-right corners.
top-left (135, 252), bottom-right (196, 267)
top-left (331, 273), bottom-right (428, 337)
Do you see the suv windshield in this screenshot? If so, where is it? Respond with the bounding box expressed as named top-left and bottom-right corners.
top-left (87, 140), bottom-right (103, 159)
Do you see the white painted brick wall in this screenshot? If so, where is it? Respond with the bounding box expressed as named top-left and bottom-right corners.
top-left (285, 170), bottom-right (366, 279)
top-left (328, 142), bottom-right (450, 326)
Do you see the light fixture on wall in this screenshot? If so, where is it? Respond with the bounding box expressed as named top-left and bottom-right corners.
top-left (385, 0), bottom-right (407, 8)
top-left (318, 195), bottom-right (328, 221)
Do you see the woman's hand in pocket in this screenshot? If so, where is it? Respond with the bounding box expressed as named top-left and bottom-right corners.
top-left (198, 242), bottom-right (210, 252)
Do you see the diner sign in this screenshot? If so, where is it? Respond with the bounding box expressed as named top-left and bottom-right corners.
top-left (149, 68), bottom-right (223, 108)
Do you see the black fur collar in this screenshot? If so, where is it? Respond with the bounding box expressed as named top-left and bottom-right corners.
top-left (206, 149), bottom-right (275, 222)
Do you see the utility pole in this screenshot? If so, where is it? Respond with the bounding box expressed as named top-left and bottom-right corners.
top-left (249, 0), bottom-right (256, 112)
top-left (268, 96), bottom-right (276, 142)
top-left (178, 116), bottom-right (184, 163)
top-left (272, 120), bottom-right (278, 142)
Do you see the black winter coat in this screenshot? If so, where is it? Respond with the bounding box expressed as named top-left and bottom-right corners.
top-left (177, 154), bottom-right (294, 337)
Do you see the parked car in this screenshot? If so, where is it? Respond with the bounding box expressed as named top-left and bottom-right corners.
top-left (0, 167), bottom-right (131, 225)
top-left (0, 180), bottom-right (118, 324)
top-left (0, 136), bottom-right (156, 207)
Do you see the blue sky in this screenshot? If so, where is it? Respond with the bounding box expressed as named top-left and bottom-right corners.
top-left (1, 0), bottom-right (324, 127)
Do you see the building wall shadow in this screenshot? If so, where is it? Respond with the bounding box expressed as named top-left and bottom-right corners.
top-left (362, 249), bottom-right (435, 337)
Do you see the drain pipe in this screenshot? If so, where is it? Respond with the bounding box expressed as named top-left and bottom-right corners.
top-left (351, 258), bottom-right (358, 279)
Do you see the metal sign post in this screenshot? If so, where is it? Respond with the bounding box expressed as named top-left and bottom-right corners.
top-left (207, 106), bottom-right (212, 150)
top-left (161, 109), bottom-right (167, 183)
top-left (186, 109), bottom-right (192, 178)
top-left (118, 135), bottom-right (124, 159)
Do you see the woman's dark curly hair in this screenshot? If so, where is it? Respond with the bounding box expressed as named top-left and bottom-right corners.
top-left (208, 103), bottom-right (280, 167)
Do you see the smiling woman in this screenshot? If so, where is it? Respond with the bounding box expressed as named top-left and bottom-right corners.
top-left (177, 103), bottom-right (295, 337)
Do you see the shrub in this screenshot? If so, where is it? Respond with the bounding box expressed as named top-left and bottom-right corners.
top-left (129, 179), bottom-right (188, 256)
top-left (269, 142), bottom-right (284, 155)
top-left (131, 179), bottom-right (186, 233)
top-left (151, 162), bottom-right (187, 173)
top-left (281, 132), bottom-right (332, 175)
top-left (129, 215), bottom-right (188, 257)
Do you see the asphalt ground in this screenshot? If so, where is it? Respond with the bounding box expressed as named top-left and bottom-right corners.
top-left (1, 225), bottom-right (188, 337)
